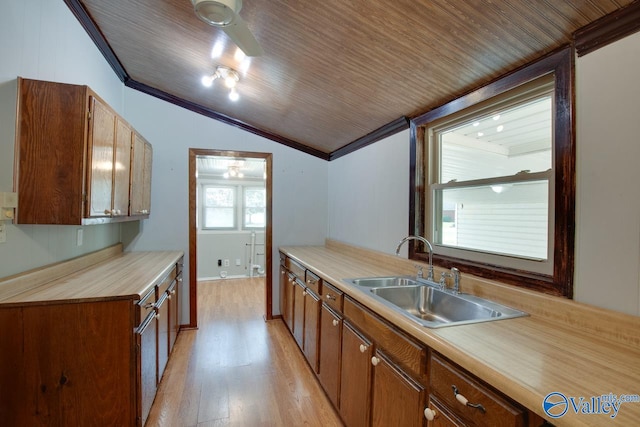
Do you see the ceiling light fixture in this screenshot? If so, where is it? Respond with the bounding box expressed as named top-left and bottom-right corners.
top-left (224, 165), bottom-right (244, 178)
top-left (201, 65), bottom-right (241, 101)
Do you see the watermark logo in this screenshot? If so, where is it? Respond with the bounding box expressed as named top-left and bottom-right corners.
top-left (543, 392), bottom-right (639, 419)
top-left (543, 392), bottom-right (569, 418)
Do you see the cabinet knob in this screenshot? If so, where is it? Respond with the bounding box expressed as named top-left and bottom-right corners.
top-left (332, 319), bottom-right (339, 327)
top-left (302, 290), bottom-right (307, 296)
top-left (359, 344), bottom-right (368, 353)
top-left (371, 356), bottom-right (380, 366)
top-left (424, 407), bottom-right (437, 421)
top-left (167, 294), bottom-right (172, 300)
top-left (104, 209), bottom-right (112, 215)
top-left (325, 293), bottom-right (336, 300)
top-left (171, 289), bottom-right (176, 295)
top-left (177, 277), bottom-right (183, 283)
top-left (155, 313), bottom-right (160, 319)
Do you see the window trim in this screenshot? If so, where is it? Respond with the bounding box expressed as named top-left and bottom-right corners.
top-left (409, 46), bottom-right (574, 297)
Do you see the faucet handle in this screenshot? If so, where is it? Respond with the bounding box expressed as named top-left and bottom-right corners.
top-left (450, 267), bottom-right (461, 293)
top-left (414, 264), bottom-right (424, 278)
top-left (439, 271), bottom-right (451, 289)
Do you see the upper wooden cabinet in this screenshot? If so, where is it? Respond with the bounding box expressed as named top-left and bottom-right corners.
top-left (14, 77), bottom-right (151, 225)
top-left (130, 132), bottom-right (152, 216)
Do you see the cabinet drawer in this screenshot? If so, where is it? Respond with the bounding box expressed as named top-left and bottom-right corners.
top-left (344, 296), bottom-right (427, 381)
top-left (157, 267), bottom-right (176, 296)
top-left (322, 281), bottom-right (344, 312)
top-left (285, 257), bottom-right (306, 279)
top-left (430, 353), bottom-right (524, 427)
top-left (305, 270), bottom-right (322, 296)
top-left (136, 288), bottom-right (156, 326)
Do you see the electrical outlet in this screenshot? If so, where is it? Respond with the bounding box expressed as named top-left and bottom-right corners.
top-left (235, 259), bottom-right (241, 266)
top-left (223, 259), bottom-right (230, 267)
top-left (0, 223), bottom-right (6, 243)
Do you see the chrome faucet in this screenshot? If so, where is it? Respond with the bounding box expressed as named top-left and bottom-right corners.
top-left (395, 235), bottom-right (434, 282)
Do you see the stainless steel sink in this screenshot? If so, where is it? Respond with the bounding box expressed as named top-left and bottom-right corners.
top-left (344, 277), bottom-right (527, 328)
top-left (346, 276), bottom-right (421, 288)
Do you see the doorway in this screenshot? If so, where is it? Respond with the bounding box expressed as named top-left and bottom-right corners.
top-left (188, 149), bottom-right (273, 328)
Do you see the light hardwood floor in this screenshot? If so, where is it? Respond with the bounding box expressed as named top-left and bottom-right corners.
top-left (146, 277), bottom-right (344, 426)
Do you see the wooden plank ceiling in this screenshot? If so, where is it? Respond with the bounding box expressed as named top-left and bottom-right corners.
top-left (73, 0), bottom-right (635, 157)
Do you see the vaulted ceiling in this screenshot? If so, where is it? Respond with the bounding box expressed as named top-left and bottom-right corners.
top-left (67, 0), bottom-right (638, 159)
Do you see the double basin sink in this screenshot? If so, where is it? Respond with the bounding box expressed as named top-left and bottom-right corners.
top-left (343, 276), bottom-right (527, 328)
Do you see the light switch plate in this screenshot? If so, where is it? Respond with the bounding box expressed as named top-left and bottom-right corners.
top-left (0, 192), bottom-right (17, 208)
top-left (76, 228), bottom-right (83, 246)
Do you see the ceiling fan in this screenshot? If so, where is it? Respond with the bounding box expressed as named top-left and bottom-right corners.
top-left (192, 0), bottom-right (263, 57)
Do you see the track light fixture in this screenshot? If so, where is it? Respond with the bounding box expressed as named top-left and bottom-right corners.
top-left (201, 65), bottom-right (240, 101)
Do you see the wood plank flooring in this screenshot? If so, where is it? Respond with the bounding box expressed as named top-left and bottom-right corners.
top-left (146, 278), bottom-right (344, 426)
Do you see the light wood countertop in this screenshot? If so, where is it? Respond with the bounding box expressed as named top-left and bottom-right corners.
top-left (0, 246), bottom-right (184, 306)
top-left (280, 240), bottom-right (640, 427)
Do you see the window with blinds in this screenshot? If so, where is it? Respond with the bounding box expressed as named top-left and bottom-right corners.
top-left (427, 76), bottom-right (555, 274)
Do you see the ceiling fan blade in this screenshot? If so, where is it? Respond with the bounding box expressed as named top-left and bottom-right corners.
top-left (223, 14), bottom-right (263, 56)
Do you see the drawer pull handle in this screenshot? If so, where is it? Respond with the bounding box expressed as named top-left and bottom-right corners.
top-left (452, 385), bottom-right (486, 413)
top-left (423, 407), bottom-right (437, 421)
top-left (332, 319), bottom-right (339, 327)
top-left (326, 294), bottom-right (336, 300)
top-left (371, 356), bottom-right (380, 366)
top-left (143, 302), bottom-right (154, 309)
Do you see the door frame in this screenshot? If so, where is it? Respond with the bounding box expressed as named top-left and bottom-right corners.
top-left (188, 148), bottom-right (273, 328)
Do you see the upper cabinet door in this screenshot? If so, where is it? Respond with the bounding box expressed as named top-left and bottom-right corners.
top-left (86, 97), bottom-right (115, 218)
top-left (143, 141), bottom-right (153, 214)
top-left (130, 133), bottom-right (152, 216)
top-left (113, 117), bottom-right (132, 217)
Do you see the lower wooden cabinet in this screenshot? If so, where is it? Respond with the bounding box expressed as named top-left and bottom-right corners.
top-left (157, 292), bottom-right (170, 381)
top-left (168, 275), bottom-right (181, 353)
top-left (279, 264), bottom-right (292, 329)
top-left (371, 350), bottom-right (427, 427)
top-left (0, 254), bottom-right (183, 427)
top-left (277, 252), bottom-right (540, 427)
top-left (138, 307), bottom-right (159, 427)
top-left (318, 303), bottom-right (342, 407)
top-left (292, 279), bottom-right (306, 348)
top-left (0, 300), bottom-right (136, 426)
top-left (303, 287), bottom-right (321, 372)
top-left (339, 321), bottom-right (373, 427)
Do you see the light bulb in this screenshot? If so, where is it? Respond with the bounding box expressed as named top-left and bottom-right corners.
top-left (201, 75), bottom-right (214, 87)
top-left (224, 76), bottom-right (237, 88)
top-left (229, 88), bottom-right (239, 101)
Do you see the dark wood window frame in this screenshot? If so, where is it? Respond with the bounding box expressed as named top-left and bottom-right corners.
top-left (409, 46), bottom-right (574, 298)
